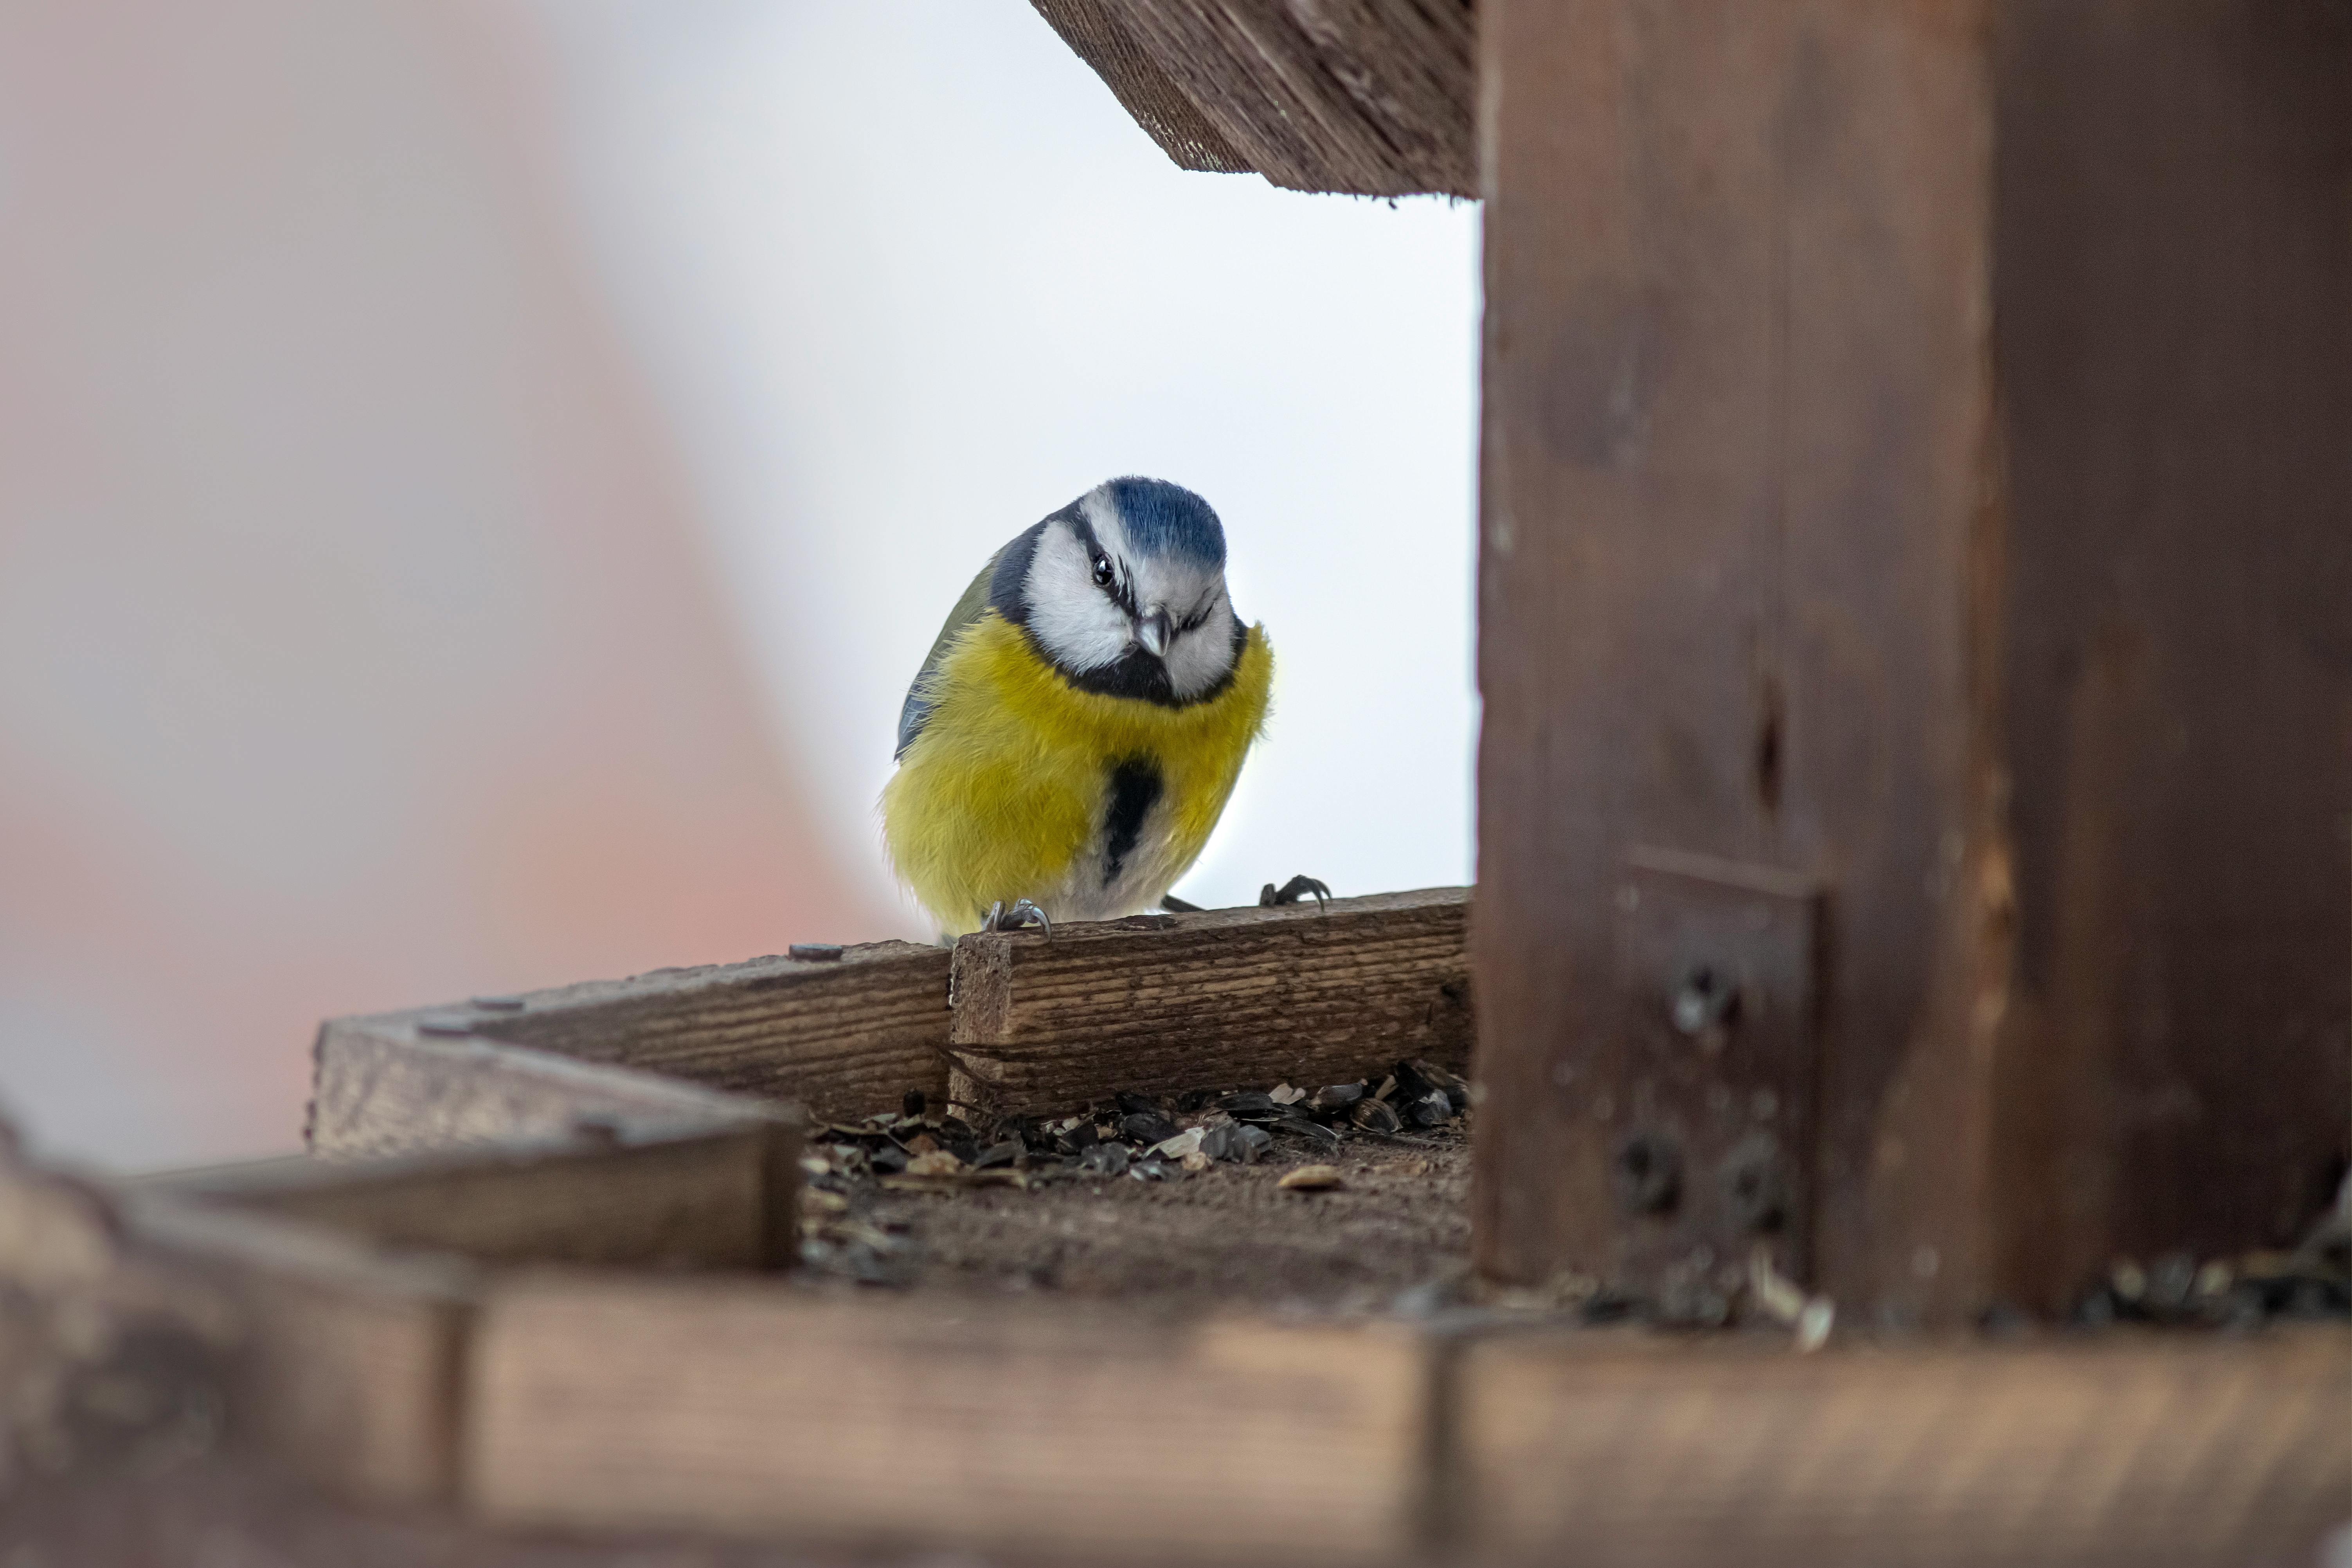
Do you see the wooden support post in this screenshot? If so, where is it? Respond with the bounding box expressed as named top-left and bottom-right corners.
top-left (946, 888), bottom-right (1470, 1116)
top-left (1473, 0), bottom-right (2350, 1320)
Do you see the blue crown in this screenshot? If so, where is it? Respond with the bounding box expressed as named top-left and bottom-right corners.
top-left (1103, 477), bottom-right (1226, 567)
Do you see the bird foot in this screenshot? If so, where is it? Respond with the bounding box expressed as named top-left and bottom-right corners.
top-left (1259, 875), bottom-right (1332, 910)
top-left (980, 898), bottom-right (1053, 938)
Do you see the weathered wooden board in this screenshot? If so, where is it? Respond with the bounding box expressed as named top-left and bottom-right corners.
top-left (1472, 0), bottom-right (2350, 1320)
top-left (311, 940), bottom-right (949, 1153)
top-left (149, 1121), bottom-right (798, 1272)
top-left (120, 1120), bottom-right (803, 1503)
top-left (124, 1196), bottom-right (477, 1506)
top-left (1455, 1327), bottom-right (2352, 1566)
top-left (1032, 0), bottom-right (1477, 196)
top-left (111, 1119), bottom-right (2348, 1568)
top-left (308, 1028), bottom-right (787, 1159)
top-left (466, 1277), bottom-right (1430, 1563)
top-left (946, 888), bottom-right (1470, 1116)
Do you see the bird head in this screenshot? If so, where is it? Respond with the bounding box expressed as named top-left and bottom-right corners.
top-left (999, 477), bottom-right (1242, 703)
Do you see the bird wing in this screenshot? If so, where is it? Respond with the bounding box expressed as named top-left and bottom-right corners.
top-left (895, 550), bottom-right (1002, 760)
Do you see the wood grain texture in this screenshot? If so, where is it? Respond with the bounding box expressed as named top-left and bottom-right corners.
top-left (1039, 0), bottom-right (1476, 195)
top-left (1474, 0), bottom-right (2003, 1313)
top-left (1029, 0), bottom-right (1252, 171)
top-left (334, 941), bottom-right (952, 1128)
top-left (1983, 0), bottom-right (2351, 1307)
top-left (311, 940), bottom-right (948, 1155)
top-left (1456, 1327), bottom-right (2352, 1566)
top-left (1472, 0), bottom-right (2348, 1319)
top-left (307, 1029), bottom-right (787, 1159)
top-left (149, 1121), bottom-right (798, 1272)
top-left (124, 1196), bottom-right (478, 1505)
top-left (946, 888), bottom-right (1470, 1116)
top-left (467, 1278), bottom-right (1429, 1563)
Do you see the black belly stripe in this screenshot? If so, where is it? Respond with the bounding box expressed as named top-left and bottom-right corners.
top-left (1103, 758), bottom-right (1163, 887)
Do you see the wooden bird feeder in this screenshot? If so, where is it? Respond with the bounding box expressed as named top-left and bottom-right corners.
top-left (18, 3), bottom-right (2347, 1564)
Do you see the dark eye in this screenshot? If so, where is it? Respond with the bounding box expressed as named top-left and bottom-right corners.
top-left (1091, 552), bottom-right (1114, 588)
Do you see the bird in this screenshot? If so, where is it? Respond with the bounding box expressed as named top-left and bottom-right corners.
top-left (881, 477), bottom-right (1326, 938)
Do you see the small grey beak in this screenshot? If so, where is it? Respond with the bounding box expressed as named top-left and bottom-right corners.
top-left (1136, 608), bottom-right (1174, 658)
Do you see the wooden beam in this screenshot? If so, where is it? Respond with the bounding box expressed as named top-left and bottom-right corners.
top-left (1472, 0), bottom-right (2350, 1318)
top-left (1454, 1327), bottom-right (2352, 1566)
top-left (311, 940), bottom-right (950, 1151)
top-left (946, 887), bottom-right (1470, 1116)
top-left (1982, 0), bottom-right (2352, 1311)
top-left (466, 1277), bottom-right (1432, 1563)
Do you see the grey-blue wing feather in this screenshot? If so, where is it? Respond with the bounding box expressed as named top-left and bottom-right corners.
top-left (895, 552), bottom-right (1001, 759)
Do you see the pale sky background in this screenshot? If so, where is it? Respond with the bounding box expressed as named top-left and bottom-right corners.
top-left (0, 0), bottom-right (1476, 1169)
top-left (530, 1), bottom-right (1481, 930)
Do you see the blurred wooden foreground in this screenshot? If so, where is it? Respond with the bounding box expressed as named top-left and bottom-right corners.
top-left (4, 896), bottom-right (2342, 1566)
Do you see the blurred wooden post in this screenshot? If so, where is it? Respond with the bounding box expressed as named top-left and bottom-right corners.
top-left (1472, 0), bottom-right (2350, 1321)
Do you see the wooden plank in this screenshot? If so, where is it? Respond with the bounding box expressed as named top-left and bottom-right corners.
top-left (1038, 0), bottom-right (1477, 196)
top-left (148, 1120), bottom-right (799, 1272)
top-left (945, 888), bottom-right (1470, 1116)
top-left (119, 1120), bottom-right (798, 1503)
top-left (307, 1028), bottom-right (789, 1159)
top-left (1471, 0), bottom-right (2349, 1320)
top-left (1028, 0), bottom-right (1253, 172)
top-left (312, 941), bottom-right (950, 1148)
top-left (466, 1278), bottom-right (1431, 1563)
top-left (1455, 1327), bottom-right (2352, 1566)
top-left (122, 1195), bottom-right (478, 1506)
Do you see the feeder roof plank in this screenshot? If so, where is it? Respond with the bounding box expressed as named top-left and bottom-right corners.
top-left (1034, 0), bottom-right (1477, 197)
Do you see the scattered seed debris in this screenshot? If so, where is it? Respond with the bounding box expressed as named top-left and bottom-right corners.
top-left (1153, 1128), bottom-right (1206, 1161)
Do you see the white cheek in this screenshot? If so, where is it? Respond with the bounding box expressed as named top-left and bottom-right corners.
top-left (1163, 598), bottom-right (1240, 700)
top-left (1025, 536), bottom-right (1132, 672)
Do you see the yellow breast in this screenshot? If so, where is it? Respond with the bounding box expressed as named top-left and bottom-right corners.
top-left (881, 613), bottom-right (1273, 934)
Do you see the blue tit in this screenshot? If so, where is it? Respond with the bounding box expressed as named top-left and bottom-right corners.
top-left (881, 477), bottom-right (1283, 937)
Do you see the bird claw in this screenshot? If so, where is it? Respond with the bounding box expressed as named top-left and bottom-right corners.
top-left (1259, 875), bottom-right (1332, 911)
top-left (981, 898), bottom-right (1053, 938)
